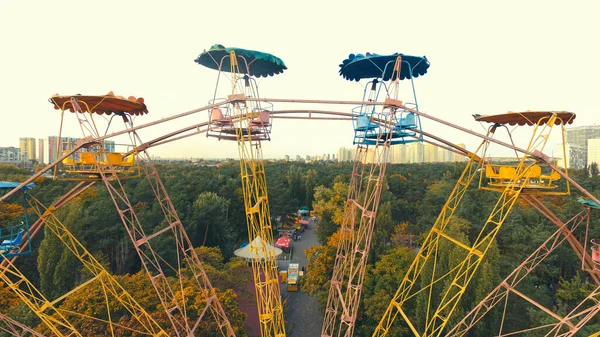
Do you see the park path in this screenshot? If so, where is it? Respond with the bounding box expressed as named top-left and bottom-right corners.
top-left (278, 217), bottom-right (323, 336)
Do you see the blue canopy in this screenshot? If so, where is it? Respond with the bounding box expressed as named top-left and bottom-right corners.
top-left (339, 52), bottom-right (429, 81)
top-left (0, 182), bottom-right (35, 191)
top-left (195, 44), bottom-right (287, 78)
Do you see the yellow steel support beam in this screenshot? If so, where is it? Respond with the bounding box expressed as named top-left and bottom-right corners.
top-left (229, 51), bottom-right (286, 337)
top-left (26, 195), bottom-right (169, 337)
top-left (372, 134), bottom-right (490, 337)
top-left (373, 114), bottom-right (558, 337)
top-left (0, 255), bottom-right (82, 337)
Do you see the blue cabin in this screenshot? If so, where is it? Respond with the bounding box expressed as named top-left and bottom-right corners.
top-left (0, 225), bottom-right (25, 257)
top-left (0, 182), bottom-right (35, 259)
top-left (340, 52), bottom-right (429, 146)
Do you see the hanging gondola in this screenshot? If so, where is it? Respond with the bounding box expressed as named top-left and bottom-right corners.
top-left (0, 182), bottom-right (35, 259)
top-left (195, 44), bottom-right (285, 141)
top-left (338, 52), bottom-right (429, 145)
top-left (49, 92), bottom-right (145, 181)
top-left (475, 111), bottom-right (575, 195)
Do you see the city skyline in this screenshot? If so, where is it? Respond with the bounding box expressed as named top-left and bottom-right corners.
top-left (5, 123), bottom-right (600, 169)
top-left (0, 136), bottom-right (116, 165)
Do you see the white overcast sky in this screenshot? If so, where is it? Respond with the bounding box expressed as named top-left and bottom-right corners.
top-left (1, 1), bottom-right (598, 160)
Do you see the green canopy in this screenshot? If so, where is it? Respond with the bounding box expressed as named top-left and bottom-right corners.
top-left (578, 197), bottom-right (600, 209)
top-left (195, 44), bottom-right (287, 78)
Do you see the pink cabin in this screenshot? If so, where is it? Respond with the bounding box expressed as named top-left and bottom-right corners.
top-left (210, 107), bottom-right (232, 126)
top-left (250, 110), bottom-right (270, 127)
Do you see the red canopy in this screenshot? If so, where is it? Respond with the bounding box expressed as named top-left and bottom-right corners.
top-left (275, 236), bottom-right (292, 249)
top-left (299, 220), bottom-right (309, 225)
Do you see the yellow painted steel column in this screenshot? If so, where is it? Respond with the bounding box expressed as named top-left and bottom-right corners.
top-left (229, 51), bottom-right (286, 337)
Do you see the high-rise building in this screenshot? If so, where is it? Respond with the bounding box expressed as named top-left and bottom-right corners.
top-left (38, 139), bottom-right (45, 163)
top-left (48, 136), bottom-right (59, 162)
top-left (424, 143), bottom-right (439, 163)
top-left (389, 144), bottom-right (408, 164)
top-left (565, 125), bottom-right (600, 169)
top-left (442, 148), bottom-right (454, 162)
top-left (284, 155), bottom-right (290, 162)
top-left (556, 143), bottom-right (568, 169)
top-left (562, 144), bottom-right (586, 170)
top-left (454, 143), bottom-right (467, 162)
top-left (337, 148), bottom-right (345, 162)
top-left (361, 148), bottom-right (376, 164)
top-left (0, 147), bottom-right (20, 162)
top-left (407, 142), bottom-right (424, 163)
top-left (588, 139), bottom-right (600, 170)
top-left (48, 136), bottom-right (83, 162)
top-left (19, 137), bottom-right (36, 161)
top-left (423, 143), bottom-right (461, 163)
top-left (104, 140), bottom-right (115, 153)
top-left (338, 147), bottom-right (354, 162)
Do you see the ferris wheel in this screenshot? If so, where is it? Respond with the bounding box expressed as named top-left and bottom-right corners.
top-left (0, 44), bottom-right (599, 337)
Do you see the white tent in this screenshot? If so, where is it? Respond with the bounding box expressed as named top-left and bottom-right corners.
top-left (234, 236), bottom-right (282, 261)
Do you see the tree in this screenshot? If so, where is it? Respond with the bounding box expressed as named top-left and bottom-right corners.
top-left (286, 165), bottom-right (304, 206)
top-left (357, 245), bottom-right (415, 336)
top-left (0, 203), bottom-right (23, 223)
top-left (312, 180), bottom-right (348, 242)
top-left (371, 201), bottom-right (395, 259)
top-left (37, 201), bottom-right (82, 299)
top-left (412, 216), bottom-right (501, 334)
top-left (304, 233), bottom-right (339, 305)
top-left (590, 162), bottom-right (599, 176)
top-left (0, 280), bottom-right (19, 312)
top-left (191, 192), bottom-right (235, 251)
top-left (390, 221), bottom-right (416, 249)
top-left (304, 168), bottom-right (318, 209)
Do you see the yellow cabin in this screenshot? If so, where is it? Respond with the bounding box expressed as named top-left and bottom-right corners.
top-left (50, 93), bottom-right (146, 181)
top-left (475, 111), bottom-right (574, 196)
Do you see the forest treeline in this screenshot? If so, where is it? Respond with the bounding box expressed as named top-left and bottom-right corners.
top-left (0, 160), bottom-right (599, 336)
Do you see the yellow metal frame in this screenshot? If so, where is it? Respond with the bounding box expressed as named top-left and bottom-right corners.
top-left (0, 255), bottom-right (82, 337)
top-left (59, 150), bottom-right (141, 181)
top-left (477, 123), bottom-right (570, 197)
top-left (373, 113), bottom-right (558, 337)
top-left (227, 51), bottom-right (286, 337)
top-left (52, 99), bottom-right (141, 182)
top-left (0, 195), bottom-right (168, 337)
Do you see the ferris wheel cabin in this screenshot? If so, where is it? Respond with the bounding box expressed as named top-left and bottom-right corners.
top-left (0, 182), bottom-right (35, 259)
top-left (49, 93), bottom-right (146, 181)
top-left (195, 44), bottom-right (286, 142)
top-left (338, 52), bottom-right (429, 146)
top-left (475, 111), bottom-right (575, 196)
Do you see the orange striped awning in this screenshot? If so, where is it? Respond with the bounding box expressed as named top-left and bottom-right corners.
top-left (50, 91), bottom-right (148, 116)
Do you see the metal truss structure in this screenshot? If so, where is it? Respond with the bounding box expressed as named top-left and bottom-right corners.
top-left (321, 140), bottom-right (391, 337)
top-left (1, 88), bottom-right (600, 337)
top-left (223, 53), bottom-right (286, 337)
top-left (0, 314), bottom-right (45, 337)
top-left (322, 56), bottom-right (425, 337)
top-left (63, 98), bottom-right (236, 337)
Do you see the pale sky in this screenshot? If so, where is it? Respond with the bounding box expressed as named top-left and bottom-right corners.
top-left (1, 1), bottom-right (598, 160)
